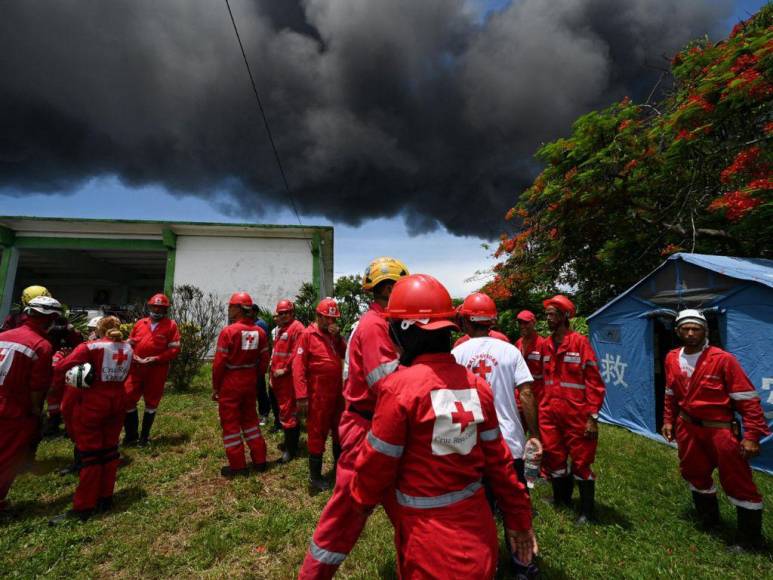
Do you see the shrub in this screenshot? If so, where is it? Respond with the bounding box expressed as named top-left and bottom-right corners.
top-left (167, 285), bottom-right (223, 391)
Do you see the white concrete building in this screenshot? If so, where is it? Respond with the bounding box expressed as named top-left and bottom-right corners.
top-left (0, 216), bottom-right (333, 318)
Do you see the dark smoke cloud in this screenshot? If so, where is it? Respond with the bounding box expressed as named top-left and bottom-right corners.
top-left (0, 0), bottom-right (734, 237)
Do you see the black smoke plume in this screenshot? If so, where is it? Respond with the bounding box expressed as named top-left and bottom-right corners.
top-left (0, 1), bottom-right (734, 237)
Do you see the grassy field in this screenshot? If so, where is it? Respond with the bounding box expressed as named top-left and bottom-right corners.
top-left (2, 368), bottom-right (771, 579)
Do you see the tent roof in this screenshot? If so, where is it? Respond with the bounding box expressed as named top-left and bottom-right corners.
top-left (588, 253), bottom-right (773, 320)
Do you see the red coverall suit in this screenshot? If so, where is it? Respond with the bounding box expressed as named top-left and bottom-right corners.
top-left (55, 339), bottom-right (132, 511)
top-left (299, 302), bottom-right (400, 579)
top-left (540, 331), bottom-right (605, 481)
top-left (213, 319), bottom-right (270, 469)
top-left (270, 319), bottom-right (305, 429)
top-left (516, 335), bottom-right (546, 404)
top-left (0, 324), bottom-right (52, 509)
top-left (664, 346), bottom-right (769, 508)
top-left (124, 317), bottom-right (180, 411)
top-left (350, 353), bottom-right (533, 578)
top-left (453, 329), bottom-right (510, 348)
top-left (292, 323), bottom-right (347, 456)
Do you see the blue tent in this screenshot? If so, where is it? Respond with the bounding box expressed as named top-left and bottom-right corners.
top-left (588, 253), bottom-right (773, 475)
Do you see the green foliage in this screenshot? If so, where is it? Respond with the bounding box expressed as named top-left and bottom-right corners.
top-left (119, 322), bottom-right (134, 341)
top-left (491, 7), bottom-right (773, 313)
top-left (292, 276), bottom-right (367, 334)
top-left (167, 285), bottom-right (223, 391)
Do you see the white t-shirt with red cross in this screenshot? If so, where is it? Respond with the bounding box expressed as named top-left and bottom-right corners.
top-left (452, 336), bottom-right (533, 459)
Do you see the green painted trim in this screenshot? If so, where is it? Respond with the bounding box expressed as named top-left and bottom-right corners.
top-left (0, 247), bottom-right (13, 314)
top-left (312, 231), bottom-right (321, 301)
top-left (0, 215), bottom-right (333, 233)
top-left (162, 227), bottom-right (177, 249)
top-left (14, 236), bottom-right (166, 252)
top-left (164, 247), bottom-right (176, 297)
top-left (0, 225), bottom-right (14, 247)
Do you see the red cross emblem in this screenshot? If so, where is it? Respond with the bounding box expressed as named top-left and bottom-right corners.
top-left (112, 348), bottom-right (128, 365)
top-left (245, 334), bottom-right (256, 345)
top-left (473, 360), bottom-right (492, 380)
top-left (451, 401), bottom-right (475, 432)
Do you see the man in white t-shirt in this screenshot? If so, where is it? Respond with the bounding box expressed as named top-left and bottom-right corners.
top-left (452, 299), bottom-right (541, 578)
top-left (452, 334), bottom-right (540, 475)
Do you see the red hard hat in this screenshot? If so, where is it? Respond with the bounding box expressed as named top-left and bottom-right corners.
top-left (229, 292), bottom-right (254, 307)
top-left (459, 292), bottom-right (497, 324)
top-left (275, 299), bottom-right (294, 314)
top-left (316, 297), bottom-right (341, 318)
top-left (147, 293), bottom-right (170, 307)
top-left (543, 294), bottom-right (576, 318)
top-left (385, 274), bottom-right (459, 331)
top-left (516, 310), bottom-right (537, 323)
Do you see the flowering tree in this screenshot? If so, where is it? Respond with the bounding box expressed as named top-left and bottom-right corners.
top-left (490, 7), bottom-right (772, 313)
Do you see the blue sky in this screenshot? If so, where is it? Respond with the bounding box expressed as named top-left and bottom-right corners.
top-left (1, 0), bottom-right (767, 298)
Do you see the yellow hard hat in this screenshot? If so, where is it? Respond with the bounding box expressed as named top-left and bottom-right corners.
top-left (362, 257), bottom-right (409, 291)
top-left (21, 285), bottom-right (51, 307)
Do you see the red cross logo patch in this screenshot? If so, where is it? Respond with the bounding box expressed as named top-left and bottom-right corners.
top-left (429, 389), bottom-right (484, 456)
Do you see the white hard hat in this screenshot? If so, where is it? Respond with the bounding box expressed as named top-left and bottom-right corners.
top-left (65, 363), bottom-right (93, 389)
top-left (87, 316), bottom-right (103, 329)
top-left (25, 296), bottom-right (63, 316)
top-left (675, 309), bottom-right (707, 328)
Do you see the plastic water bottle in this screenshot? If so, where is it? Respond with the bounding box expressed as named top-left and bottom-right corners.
top-left (523, 440), bottom-right (541, 489)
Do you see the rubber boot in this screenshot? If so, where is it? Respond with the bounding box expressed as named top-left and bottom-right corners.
top-left (729, 507), bottom-right (764, 552)
top-left (48, 508), bottom-right (92, 526)
top-left (96, 496), bottom-right (114, 513)
top-left (691, 491), bottom-right (720, 529)
top-left (575, 480), bottom-right (595, 525)
top-left (123, 409), bottom-right (139, 446)
top-left (550, 476), bottom-right (573, 508)
top-left (220, 466), bottom-right (250, 478)
top-left (138, 411), bottom-right (156, 447)
top-left (58, 447), bottom-right (81, 476)
top-left (309, 455), bottom-right (329, 491)
top-left (281, 426), bottom-right (300, 463)
top-left (42, 414), bottom-right (62, 438)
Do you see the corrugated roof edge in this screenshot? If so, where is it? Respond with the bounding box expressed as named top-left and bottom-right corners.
top-left (587, 253), bottom-right (773, 321)
top-left (0, 214), bottom-right (333, 232)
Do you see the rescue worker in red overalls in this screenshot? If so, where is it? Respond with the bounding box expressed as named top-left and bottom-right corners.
top-left (299, 256), bottom-right (409, 579)
top-left (0, 296), bottom-right (60, 515)
top-left (452, 294), bottom-right (510, 348)
top-left (123, 293), bottom-right (181, 447)
top-left (42, 330), bottom-right (74, 438)
top-left (662, 309), bottom-right (769, 550)
top-left (51, 316), bottom-right (132, 523)
top-left (350, 273), bottom-right (537, 578)
top-left (270, 299), bottom-right (305, 463)
top-left (541, 294), bottom-right (605, 524)
top-left (212, 292), bottom-right (270, 477)
top-left (515, 310), bottom-right (546, 405)
top-left (293, 298), bottom-right (347, 491)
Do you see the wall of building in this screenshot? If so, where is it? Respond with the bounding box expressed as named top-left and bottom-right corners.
top-left (173, 235), bottom-right (314, 311)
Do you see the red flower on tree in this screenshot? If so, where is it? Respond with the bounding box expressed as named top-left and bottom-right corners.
top-left (707, 190), bottom-right (763, 221)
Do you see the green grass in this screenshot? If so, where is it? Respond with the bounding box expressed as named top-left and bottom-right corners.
top-left (2, 370), bottom-right (771, 578)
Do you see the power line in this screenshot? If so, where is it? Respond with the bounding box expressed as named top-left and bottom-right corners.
top-left (223, 0), bottom-right (304, 228)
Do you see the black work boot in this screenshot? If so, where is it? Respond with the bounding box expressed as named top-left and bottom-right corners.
top-left (220, 466), bottom-right (250, 478)
top-left (138, 411), bottom-right (156, 447)
top-left (729, 507), bottom-right (764, 552)
top-left (281, 426), bottom-right (300, 463)
top-left (575, 480), bottom-right (595, 525)
top-left (42, 414), bottom-right (62, 438)
top-left (58, 447), bottom-right (81, 476)
top-left (48, 508), bottom-right (92, 526)
top-left (691, 491), bottom-right (720, 529)
top-left (550, 476), bottom-right (573, 508)
top-left (309, 455), bottom-right (329, 491)
top-left (96, 496), bottom-right (114, 513)
top-left (123, 410), bottom-right (139, 446)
